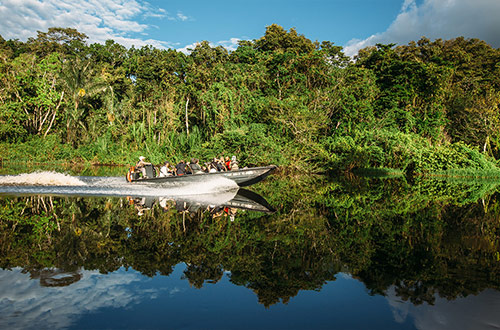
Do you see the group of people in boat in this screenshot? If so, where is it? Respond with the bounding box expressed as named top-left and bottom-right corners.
top-left (135, 155), bottom-right (239, 178)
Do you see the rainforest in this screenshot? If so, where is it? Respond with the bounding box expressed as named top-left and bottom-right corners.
top-left (1, 25), bottom-right (500, 175)
top-left (2, 24), bottom-right (500, 328)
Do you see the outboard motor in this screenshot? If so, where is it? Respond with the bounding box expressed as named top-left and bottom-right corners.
top-left (126, 164), bottom-right (157, 182)
top-left (126, 166), bottom-right (142, 182)
top-left (126, 166), bottom-right (139, 182)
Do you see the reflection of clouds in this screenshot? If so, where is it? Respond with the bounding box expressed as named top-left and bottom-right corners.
top-left (0, 267), bottom-right (148, 329)
top-left (386, 286), bottom-right (500, 330)
top-left (338, 273), bottom-right (354, 280)
top-left (169, 287), bottom-right (182, 296)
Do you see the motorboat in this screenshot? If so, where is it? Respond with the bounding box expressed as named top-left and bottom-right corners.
top-left (126, 164), bottom-right (277, 187)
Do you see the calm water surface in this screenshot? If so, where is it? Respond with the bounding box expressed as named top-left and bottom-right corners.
top-left (1, 164), bottom-right (499, 329)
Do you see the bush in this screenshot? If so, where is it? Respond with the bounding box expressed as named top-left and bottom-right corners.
top-left (197, 123), bottom-right (285, 167)
top-left (324, 128), bottom-right (500, 176)
top-left (0, 135), bottom-right (75, 162)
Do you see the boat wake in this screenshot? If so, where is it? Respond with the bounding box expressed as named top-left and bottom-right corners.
top-left (0, 171), bottom-right (239, 198)
top-left (0, 171), bottom-right (86, 186)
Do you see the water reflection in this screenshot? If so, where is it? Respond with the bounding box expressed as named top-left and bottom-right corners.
top-left (0, 267), bottom-right (148, 329)
top-left (127, 188), bottom-right (275, 218)
top-left (31, 268), bottom-right (83, 287)
top-left (1, 169), bottom-right (500, 328)
top-left (387, 287), bottom-right (500, 329)
top-left (4, 265), bottom-right (499, 330)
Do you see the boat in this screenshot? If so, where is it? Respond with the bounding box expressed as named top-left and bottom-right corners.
top-left (126, 164), bottom-right (277, 187)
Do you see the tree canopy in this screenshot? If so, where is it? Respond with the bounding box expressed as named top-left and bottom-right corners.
top-left (1, 25), bottom-right (499, 174)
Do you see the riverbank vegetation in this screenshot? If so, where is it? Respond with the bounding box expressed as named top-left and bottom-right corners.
top-left (1, 25), bottom-right (500, 175)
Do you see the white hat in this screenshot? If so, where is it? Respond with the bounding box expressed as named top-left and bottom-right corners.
top-left (139, 156), bottom-right (145, 160)
top-left (231, 155), bottom-right (236, 161)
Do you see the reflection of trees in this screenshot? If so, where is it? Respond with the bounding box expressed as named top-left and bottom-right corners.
top-left (229, 246), bottom-right (340, 307)
top-left (183, 262), bottom-right (223, 289)
top-left (320, 176), bottom-right (500, 305)
top-left (30, 268), bottom-right (83, 287)
top-left (1, 175), bottom-right (500, 306)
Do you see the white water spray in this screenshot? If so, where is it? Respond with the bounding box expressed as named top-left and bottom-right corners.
top-left (0, 171), bottom-right (239, 198)
top-left (0, 171), bottom-right (86, 186)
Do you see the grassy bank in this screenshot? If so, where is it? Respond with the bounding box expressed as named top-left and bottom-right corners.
top-left (2, 127), bottom-right (500, 178)
top-left (326, 129), bottom-right (500, 177)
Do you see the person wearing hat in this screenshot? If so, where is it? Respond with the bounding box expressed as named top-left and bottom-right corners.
top-left (136, 156), bottom-right (150, 177)
top-left (230, 155), bottom-right (239, 170)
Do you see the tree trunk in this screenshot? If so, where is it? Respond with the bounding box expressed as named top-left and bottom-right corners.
top-left (185, 97), bottom-right (190, 136)
top-left (44, 91), bottom-right (64, 138)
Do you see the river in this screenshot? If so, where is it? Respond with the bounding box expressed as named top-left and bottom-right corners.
top-left (1, 164), bottom-right (499, 329)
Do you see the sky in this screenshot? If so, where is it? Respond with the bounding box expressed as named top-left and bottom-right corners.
top-left (0, 0), bottom-right (499, 56)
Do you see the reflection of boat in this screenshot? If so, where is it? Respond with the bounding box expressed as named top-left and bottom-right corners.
top-left (126, 165), bottom-right (277, 187)
top-left (224, 189), bottom-right (275, 213)
top-left (129, 188), bottom-right (275, 215)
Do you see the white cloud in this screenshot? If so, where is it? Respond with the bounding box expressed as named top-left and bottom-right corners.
top-left (216, 37), bottom-right (241, 52)
top-left (0, 0), bottom-right (244, 54)
top-left (177, 38), bottom-right (242, 55)
top-left (177, 11), bottom-right (188, 22)
top-left (176, 42), bottom-right (199, 54)
top-left (0, 0), bottom-right (184, 48)
top-left (344, 0), bottom-right (500, 57)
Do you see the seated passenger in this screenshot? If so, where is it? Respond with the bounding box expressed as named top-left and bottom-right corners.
top-left (210, 157), bottom-right (225, 172)
top-left (208, 163), bottom-right (217, 173)
top-left (225, 156), bottom-right (231, 170)
top-left (210, 158), bottom-right (219, 171)
top-left (175, 160), bottom-right (187, 176)
top-left (159, 161), bottom-right (173, 177)
top-left (136, 156), bottom-right (151, 177)
top-left (189, 158), bottom-right (203, 174)
top-left (203, 163), bottom-right (210, 173)
top-left (230, 155), bottom-right (239, 170)
top-left (218, 157), bottom-right (228, 171)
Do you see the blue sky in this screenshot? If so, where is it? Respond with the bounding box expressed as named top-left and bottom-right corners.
top-left (141, 0), bottom-right (404, 49)
top-left (0, 0), bottom-right (499, 56)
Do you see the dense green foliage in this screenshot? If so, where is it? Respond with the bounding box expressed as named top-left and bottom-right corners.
top-left (1, 175), bottom-right (500, 307)
top-left (1, 26), bottom-right (500, 174)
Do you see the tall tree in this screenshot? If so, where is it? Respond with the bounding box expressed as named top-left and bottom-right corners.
top-left (60, 57), bottom-right (106, 144)
top-left (28, 27), bottom-right (88, 57)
